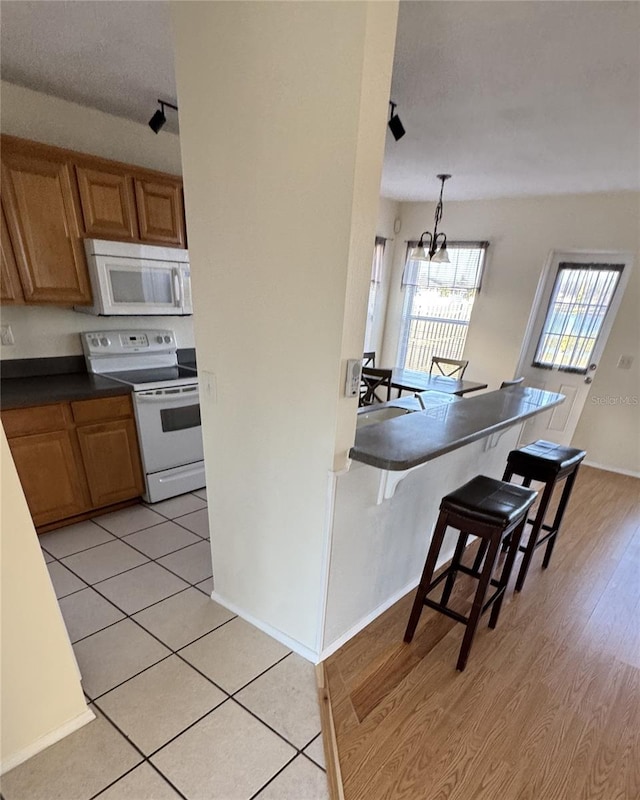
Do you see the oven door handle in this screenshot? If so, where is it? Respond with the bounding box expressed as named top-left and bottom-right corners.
top-left (136, 389), bottom-right (200, 404)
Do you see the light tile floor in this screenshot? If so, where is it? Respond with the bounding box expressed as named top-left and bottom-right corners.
top-left (3, 492), bottom-right (328, 800)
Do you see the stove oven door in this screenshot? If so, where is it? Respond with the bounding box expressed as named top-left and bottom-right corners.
top-left (133, 385), bottom-right (204, 474)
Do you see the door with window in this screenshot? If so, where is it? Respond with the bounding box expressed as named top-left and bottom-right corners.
top-left (517, 250), bottom-right (633, 446)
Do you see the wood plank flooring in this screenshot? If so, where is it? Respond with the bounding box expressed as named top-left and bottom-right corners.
top-left (324, 466), bottom-right (640, 800)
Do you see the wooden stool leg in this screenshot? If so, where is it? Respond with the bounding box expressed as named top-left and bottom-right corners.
top-left (488, 518), bottom-right (526, 629)
top-left (456, 535), bottom-right (501, 671)
top-left (441, 532), bottom-right (468, 606)
top-left (542, 466), bottom-right (579, 569)
top-left (501, 475), bottom-right (533, 552)
top-left (472, 540), bottom-right (489, 573)
top-left (514, 478), bottom-right (555, 592)
top-left (404, 512), bottom-right (449, 643)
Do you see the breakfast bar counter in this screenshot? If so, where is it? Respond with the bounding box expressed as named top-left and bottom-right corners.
top-left (320, 385), bottom-right (566, 656)
top-left (350, 386), bottom-right (565, 471)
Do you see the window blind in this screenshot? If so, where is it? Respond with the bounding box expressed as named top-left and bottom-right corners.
top-left (402, 241), bottom-right (489, 289)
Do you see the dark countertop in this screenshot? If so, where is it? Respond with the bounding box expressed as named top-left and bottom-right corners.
top-left (0, 373), bottom-right (131, 410)
top-left (350, 386), bottom-right (565, 471)
top-left (1, 348), bottom-right (198, 411)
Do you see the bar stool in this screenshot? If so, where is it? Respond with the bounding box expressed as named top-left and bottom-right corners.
top-left (501, 439), bottom-right (586, 592)
top-left (404, 475), bottom-right (537, 671)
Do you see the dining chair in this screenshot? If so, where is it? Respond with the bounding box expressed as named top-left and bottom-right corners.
top-left (500, 377), bottom-right (525, 389)
top-left (363, 351), bottom-right (376, 368)
top-left (359, 367), bottom-right (392, 407)
top-left (430, 356), bottom-right (469, 379)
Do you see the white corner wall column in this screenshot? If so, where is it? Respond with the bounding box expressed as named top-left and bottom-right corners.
top-left (171, 1), bottom-right (398, 657)
top-left (1, 428), bottom-right (92, 774)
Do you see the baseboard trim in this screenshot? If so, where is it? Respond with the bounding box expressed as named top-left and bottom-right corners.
top-left (583, 460), bottom-right (640, 479)
top-left (319, 577), bottom-right (420, 662)
top-left (316, 663), bottom-right (345, 800)
top-left (210, 591), bottom-right (320, 663)
top-left (0, 707), bottom-right (95, 776)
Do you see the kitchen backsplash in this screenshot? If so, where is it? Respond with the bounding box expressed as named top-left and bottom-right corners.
top-left (0, 305), bottom-right (196, 360)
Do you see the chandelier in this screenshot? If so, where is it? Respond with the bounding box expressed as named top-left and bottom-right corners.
top-left (411, 174), bottom-right (452, 263)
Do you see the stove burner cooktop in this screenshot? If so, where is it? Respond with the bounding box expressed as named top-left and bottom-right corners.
top-left (104, 365), bottom-right (198, 391)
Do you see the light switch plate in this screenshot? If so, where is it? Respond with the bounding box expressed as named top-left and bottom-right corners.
top-left (345, 359), bottom-right (362, 397)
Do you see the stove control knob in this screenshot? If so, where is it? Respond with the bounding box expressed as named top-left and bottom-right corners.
top-left (164, 335), bottom-right (171, 343)
top-left (100, 337), bottom-right (109, 347)
top-left (91, 338), bottom-right (99, 347)
top-left (156, 336), bottom-right (163, 344)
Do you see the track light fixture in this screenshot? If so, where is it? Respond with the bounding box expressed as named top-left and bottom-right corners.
top-left (388, 101), bottom-right (405, 141)
top-left (149, 99), bottom-right (178, 134)
top-left (412, 174), bottom-right (452, 263)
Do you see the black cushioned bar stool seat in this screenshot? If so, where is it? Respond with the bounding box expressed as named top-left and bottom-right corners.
top-left (500, 439), bottom-right (586, 592)
top-left (404, 475), bottom-right (537, 671)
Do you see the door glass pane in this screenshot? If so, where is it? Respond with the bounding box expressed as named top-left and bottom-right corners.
top-left (160, 403), bottom-right (201, 432)
top-left (533, 263), bottom-right (623, 373)
top-left (110, 268), bottom-right (173, 304)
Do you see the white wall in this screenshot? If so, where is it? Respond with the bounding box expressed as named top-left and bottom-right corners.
top-left (0, 81), bottom-right (195, 360)
top-left (383, 192), bottom-right (640, 474)
top-left (1, 81), bottom-right (182, 173)
top-left (0, 428), bottom-right (92, 773)
top-left (172, 1), bottom-right (397, 656)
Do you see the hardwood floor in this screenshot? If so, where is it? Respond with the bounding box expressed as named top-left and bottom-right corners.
top-left (324, 466), bottom-right (640, 800)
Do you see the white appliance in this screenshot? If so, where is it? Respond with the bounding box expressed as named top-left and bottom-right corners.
top-left (83, 329), bottom-right (205, 503)
top-left (76, 239), bottom-right (192, 316)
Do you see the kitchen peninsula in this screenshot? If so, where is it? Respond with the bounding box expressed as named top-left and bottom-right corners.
top-left (320, 386), bottom-right (564, 657)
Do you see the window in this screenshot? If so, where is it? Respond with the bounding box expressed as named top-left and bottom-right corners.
top-left (397, 242), bottom-right (488, 372)
top-left (533, 262), bottom-right (623, 373)
top-left (363, 237), bottom-right (386, 352)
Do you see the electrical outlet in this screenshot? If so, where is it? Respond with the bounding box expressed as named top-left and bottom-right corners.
top-left (617, 355), bottom-right (634, 370)
top-left (0, 324), bottom-right (15, 346)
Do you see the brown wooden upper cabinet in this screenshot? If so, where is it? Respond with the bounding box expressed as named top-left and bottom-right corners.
top-left (0, 135), bottom-right (187, 307)
top-left (1, 139), bottom-right (92, 305)
top-left (76, 165), bottom-right (138, 241)
top-left (134, 177), bottom-right (186, 247)
top-left (1, 203), bottom-right (24, 304)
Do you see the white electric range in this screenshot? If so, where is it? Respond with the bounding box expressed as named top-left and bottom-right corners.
top-left (82, 329), bottom-right (205, 503)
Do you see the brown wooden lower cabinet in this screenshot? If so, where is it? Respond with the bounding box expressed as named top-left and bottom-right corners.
top-left (7, 428), bottom-right (91, 528)
top-left (76, 418), bottom-right (144, 508)
top-left (2, 394), bottom-right (144, 530)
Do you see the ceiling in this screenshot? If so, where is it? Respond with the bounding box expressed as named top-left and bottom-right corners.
top-left (1, 1), bottom-right (638, 200)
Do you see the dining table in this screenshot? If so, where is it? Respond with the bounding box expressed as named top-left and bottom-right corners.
top-left (390, 368), bottom-right (488, 397)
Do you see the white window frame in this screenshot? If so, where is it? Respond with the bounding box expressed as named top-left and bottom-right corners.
top-left (363, 237), bottom-right (386, 352)
top-left (397, 241), bottom-right (488, 372)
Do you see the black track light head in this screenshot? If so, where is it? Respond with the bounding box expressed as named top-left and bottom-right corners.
top-left (148, 108), bottom-right (167, 134)
top-left (148, 99), bottom-right (178, 135)
top-left (388, 101), bottom-right (406, 141)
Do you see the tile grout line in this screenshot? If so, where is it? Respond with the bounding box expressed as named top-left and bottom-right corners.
top-left (83, 602), bottom-right (313, 759)
top-left (46, 528), bottom-right (213, 610)
top-left (247, 751), bottom-right (300, 800)
top-left (74, 579), bottom-right (308, 757)
top-left (69, 588), bottom-right (233, 646)
top-left (41, 500), bottom-right (326, 795)
top-left (85, 703), bottom-right (190, 800)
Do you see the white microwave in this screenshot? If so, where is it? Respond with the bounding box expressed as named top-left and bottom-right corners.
top-left (75, 239), bottom-right (192, 316)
